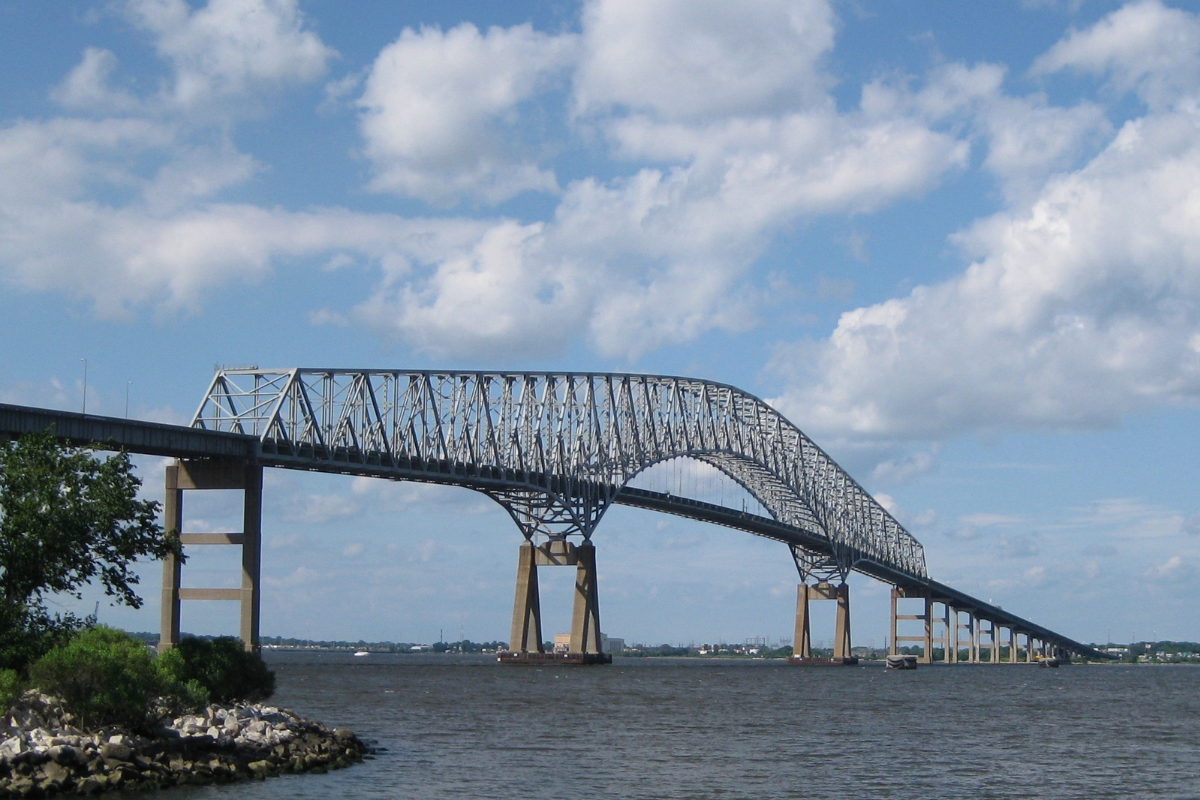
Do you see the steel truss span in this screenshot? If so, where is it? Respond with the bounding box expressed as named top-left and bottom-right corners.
top-left (193, 369), bottom-right (927, 583)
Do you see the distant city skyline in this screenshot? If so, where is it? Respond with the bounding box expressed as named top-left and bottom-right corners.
top-left (2, 0), bottom-right (1199, 646)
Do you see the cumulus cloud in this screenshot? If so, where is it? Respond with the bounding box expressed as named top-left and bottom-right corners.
top-left (1031, 0), bottom-right (1200, 109)
top-left (575, 0), bottom-right (835, 120)
top-left (782, 100), bottom-right (1200, 439)
top-left (125, 0), bottom-right (333, 110)
top-left (359, 22), bottom-right (575, 204)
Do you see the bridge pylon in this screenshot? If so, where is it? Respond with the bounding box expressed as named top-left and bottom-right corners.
top-left (787, 546), bottom-right (856, 665)
top-left (500, 538), bottom-right (611, 665)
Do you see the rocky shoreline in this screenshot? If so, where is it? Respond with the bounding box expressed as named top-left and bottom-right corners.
top-left (0, 693), bottom-right (373, 797)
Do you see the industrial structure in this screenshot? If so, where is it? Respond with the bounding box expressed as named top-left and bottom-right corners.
top-left (0, 368), bottom-right (1109, 664)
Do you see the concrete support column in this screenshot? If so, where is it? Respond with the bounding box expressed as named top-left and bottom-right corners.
top-left (794, 584), bottom-right (812, 659)
top-left (833, 583), bottom-right (851, 661)
top-left (158, 465), bottom-right (184, 653)
top-left (508, 541), bottom-right (544, 653)
top-left (569, 542), bottom-right (602, 655)
top-left (922, 593), bottom-right (933, 664)
top-left (948, 607), bottom-right (958, 664)
top-left (1009, 628), bottom-right (1018, 664)
top-left (239, 463), bottom-right (262, 651)
top-left (889, 588), bottom-right (899, 656)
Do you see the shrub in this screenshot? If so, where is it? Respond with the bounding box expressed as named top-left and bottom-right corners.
top-left (0, 669), bottom-right (23, 713)
top-left (165, 636), bottom-right (275, 704)
top-left (29, 626), bottom-right (161, 729)
top-left (153, 648), bottom-right (210, 713)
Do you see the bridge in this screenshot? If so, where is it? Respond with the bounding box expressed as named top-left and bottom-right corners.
top-left (0, 368), bottom-right (1110, 664)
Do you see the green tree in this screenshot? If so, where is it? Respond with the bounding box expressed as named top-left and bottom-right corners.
top-left (0, 430), bottom-right (180, 670)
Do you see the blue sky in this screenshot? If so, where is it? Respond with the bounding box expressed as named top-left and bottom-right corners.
top-left (3, 0), bottom-right (1199, 647)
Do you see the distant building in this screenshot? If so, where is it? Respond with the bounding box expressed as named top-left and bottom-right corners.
top-left (601, 634), bottom-right (625, 652)
top-left (553, 632), bottom-right (624, 653)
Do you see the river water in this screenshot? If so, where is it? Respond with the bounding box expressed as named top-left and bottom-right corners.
top-left (164, 652), bottom-right (1199, 799)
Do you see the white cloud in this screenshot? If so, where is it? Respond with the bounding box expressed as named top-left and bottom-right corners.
top-left (1144, 554), bottom-right (1192, 581)
top-left (125, 0), bottom-right (333, 110)
top-left (871, 445), bottom-right (941, 485)
top-left (51, 48), bottom-right (142, 113)
top-left (342, 543), bottom-right (364, 557)
top-left (359, 22), bottom-right (575, 204)
top-left (575, 0), bottom-right (835, 121)
top-left (1031, 0), bottom-right (1200, 110)
top-left (282, 493), bottom-right (360, 524)
top-left (782, 100), bottom-right (1200, 439)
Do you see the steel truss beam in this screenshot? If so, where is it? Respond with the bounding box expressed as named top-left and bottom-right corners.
top-left (194, 369), bottom-right (928, 579)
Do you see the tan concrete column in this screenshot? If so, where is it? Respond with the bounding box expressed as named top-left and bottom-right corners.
top-left (889, 588), bottom-right (899, 656)
top-left (948, 607), bottom-right (958, 664)
top-left (833, 583), bottom-right (851, 660)
top-left (1009, 628), bottom-right (1018, 664)
top-left (794, 584), bottom-right (812, 659)
top-left (509, 541), bottom-right (543, 653)
top-left (921, 593), bottom-right (933, 664)
top-left (239, 463), bottom-right (262, 652)
top-left (569, 542), bottom-right (602, 654)
top-left (158, 463), bottom-right (183, 653)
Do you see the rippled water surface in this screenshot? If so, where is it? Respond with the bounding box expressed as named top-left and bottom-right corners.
top-left (167, 652), bottom-right (1200, 799)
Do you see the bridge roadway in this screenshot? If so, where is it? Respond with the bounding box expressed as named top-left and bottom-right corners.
top-left (1, 400), bottom-right (1108, 662)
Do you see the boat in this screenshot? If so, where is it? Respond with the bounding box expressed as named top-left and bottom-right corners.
top-left (886, 654), bottom-right (918, 670)
top-left (1038, 656), bottom-right (1059, 668)
top-left (353, 650), bottom-right (369, 657)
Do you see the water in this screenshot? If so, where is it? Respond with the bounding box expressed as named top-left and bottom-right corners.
top-left (165, 652), bottom-right (1200, 799)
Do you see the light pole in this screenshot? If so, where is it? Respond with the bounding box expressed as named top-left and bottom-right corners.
top-left (125, 381), bottom-right (132, 419)
top-left (80, 359), bottom-right (88, 415)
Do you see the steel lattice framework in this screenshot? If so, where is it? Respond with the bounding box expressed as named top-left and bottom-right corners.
top-left (192, 369), bottom-right (927, 582)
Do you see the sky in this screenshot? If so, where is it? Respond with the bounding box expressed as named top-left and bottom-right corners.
top-left (2, 0), bottom-right (1199, 649)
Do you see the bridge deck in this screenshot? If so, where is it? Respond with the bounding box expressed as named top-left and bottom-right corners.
top-left (0, 403), bottom-right (1109, 660)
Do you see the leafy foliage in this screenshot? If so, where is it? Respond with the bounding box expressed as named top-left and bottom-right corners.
top-left (0, 668), bottom-right (23, 713)
top-left (161, 636), bottom-right (275, 704)
top-left (29, 626), bottom-right (163, 730)
top-left (0, 430), bottom-right (179, 671)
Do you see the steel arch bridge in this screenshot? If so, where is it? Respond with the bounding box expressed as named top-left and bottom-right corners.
top-left (193, 368), bottom-right (926, 584)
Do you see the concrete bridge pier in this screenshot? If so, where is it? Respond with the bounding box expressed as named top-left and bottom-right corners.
top-left (789, 582), bottom-right (854, 665)
top-left (957, 611), bottom-right (978, 663)
top-left (159, 458), bottom-right (262, 653)
top-left (890, 587), bottom-right (933, 663)
top-left (500, 539), bottom-right (610, 664)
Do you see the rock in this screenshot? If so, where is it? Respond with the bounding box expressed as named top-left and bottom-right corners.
top-left (99, 742), bottom-right (131, 762)
top-left (48, 744), bottom-right (85, 766)
top-left (41, 758), bottom-right (74, 785)
top-left (76, 775), bottom-right (103, 794)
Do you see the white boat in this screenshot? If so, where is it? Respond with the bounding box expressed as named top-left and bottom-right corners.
top-left (353, 650), bottom-right (369, 657)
